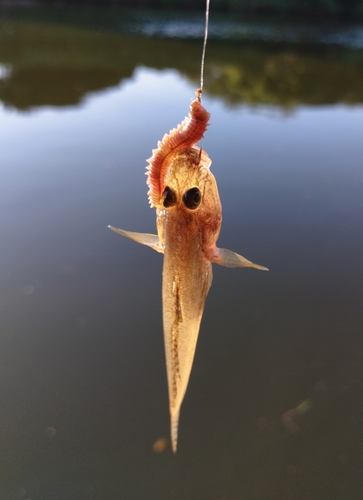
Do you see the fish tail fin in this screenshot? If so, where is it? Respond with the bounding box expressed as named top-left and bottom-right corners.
top-left (170, 410), bottom-right (180, 453)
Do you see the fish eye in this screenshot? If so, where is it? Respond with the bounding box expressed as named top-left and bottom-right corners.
top-left (183, 187), bottom-right (201, 210)
top-left (162, 186), bottom-right (177, 208)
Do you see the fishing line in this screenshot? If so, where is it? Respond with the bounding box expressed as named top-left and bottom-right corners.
top-left (200, 0), bottom-right (210, 95)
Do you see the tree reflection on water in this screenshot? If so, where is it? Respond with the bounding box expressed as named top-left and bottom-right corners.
top-left (1, 9), bottom-right (363, 110)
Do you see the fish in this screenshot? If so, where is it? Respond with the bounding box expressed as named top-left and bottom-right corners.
top-left (109, 89), bottom-right (268, 453)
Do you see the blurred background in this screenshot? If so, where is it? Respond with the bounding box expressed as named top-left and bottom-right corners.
top-left (1, 1), bottom-right (363, 499)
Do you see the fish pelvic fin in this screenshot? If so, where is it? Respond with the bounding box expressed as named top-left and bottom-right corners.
top-left (209, 247), bottom-right (268, 271)
top-left (108, 226), bottom-right (164, 254)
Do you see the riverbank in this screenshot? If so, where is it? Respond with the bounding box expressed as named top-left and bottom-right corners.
top-left (1, 0), bottom-right (363, 21)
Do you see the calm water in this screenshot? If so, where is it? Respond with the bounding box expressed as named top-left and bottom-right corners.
top-left (1, 5), bottom-right (363, 500)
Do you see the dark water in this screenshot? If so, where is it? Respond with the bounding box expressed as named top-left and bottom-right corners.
top-left (1, 5), bottom-right (363, 500)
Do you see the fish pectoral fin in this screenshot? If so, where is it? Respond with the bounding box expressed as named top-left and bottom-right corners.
top-left (108, 226), bottom-right (164, 254)
top-left (212, 247), bottom-right (268, 271)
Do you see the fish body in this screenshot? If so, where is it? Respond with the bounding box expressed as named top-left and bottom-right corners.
top-left (109, 91), bottom-right (267, 452)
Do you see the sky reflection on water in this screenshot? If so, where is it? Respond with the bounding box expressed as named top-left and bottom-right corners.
top-left (1, 18), bottom-right (363, 500)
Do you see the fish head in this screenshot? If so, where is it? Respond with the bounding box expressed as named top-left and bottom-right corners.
top-left (157, 146), bottom-right (222, 253)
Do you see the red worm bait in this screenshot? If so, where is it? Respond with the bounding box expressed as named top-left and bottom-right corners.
top-left (146, 89), bottom-right (210, 208)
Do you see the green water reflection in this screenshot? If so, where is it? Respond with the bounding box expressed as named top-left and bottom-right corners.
top-left (1, 8), bottom-right (363, 110)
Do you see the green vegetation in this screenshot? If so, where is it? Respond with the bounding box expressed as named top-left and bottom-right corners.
top-left (1, 13), bottom-right (363, 110)
top-left (26, 0), bottom-right (363, 20)
top-left (184, 0), bottom-right (362, 19)
top-left (203, 42), bottom-right (363, 108)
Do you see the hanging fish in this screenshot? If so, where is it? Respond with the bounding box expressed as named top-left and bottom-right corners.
top-left (109, 88), bottom-right (268, 452)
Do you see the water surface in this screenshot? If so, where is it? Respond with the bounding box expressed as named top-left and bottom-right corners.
top-left (1, 6), bottom-right (363, 500)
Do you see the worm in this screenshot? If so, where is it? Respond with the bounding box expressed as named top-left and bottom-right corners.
top-left (146, 89), bottom-right (210, 208)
